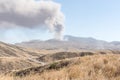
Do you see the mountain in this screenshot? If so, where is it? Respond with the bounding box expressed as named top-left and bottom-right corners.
top-left (16, 35), bottom-right (120, 50)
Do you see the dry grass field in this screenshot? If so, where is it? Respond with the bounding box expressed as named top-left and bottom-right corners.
top-left (1, 54), bottom-right (120, 80)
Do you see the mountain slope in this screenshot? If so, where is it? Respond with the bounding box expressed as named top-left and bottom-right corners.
top-left (0, 42), bottom-right (41, 74)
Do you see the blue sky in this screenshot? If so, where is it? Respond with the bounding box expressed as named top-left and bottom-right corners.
top-left (54, 0), bottom-right (120, 42)
top-left (1, 0), bottom-right (120, 43)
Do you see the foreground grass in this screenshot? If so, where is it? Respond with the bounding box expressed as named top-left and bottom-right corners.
top-left (1, 54), bottom-right (120, 80)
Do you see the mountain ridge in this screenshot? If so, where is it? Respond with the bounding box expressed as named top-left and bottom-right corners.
top-left (16, 35), bottom-right (120, 50)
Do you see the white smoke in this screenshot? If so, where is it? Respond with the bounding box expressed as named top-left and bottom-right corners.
top-left (0, 0), bottom-right (65, 40)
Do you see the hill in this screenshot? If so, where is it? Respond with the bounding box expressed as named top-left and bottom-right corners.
top-left (0, 42), bottom-right (40, 57)
top-left (0, 42), bottom-right (42, 74)
top-left (3, 54), bottom-right (120, 80)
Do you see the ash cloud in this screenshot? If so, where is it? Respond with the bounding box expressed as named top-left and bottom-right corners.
top-left (0, 0), bottom-right (65, 40)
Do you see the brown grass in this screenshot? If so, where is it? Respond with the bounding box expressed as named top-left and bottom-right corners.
top-left (0, 57), bottom-right (40, 74)
top-left (1, 54), bottom-right (120, 80)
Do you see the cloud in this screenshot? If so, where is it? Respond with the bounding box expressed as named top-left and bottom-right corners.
top-left (0, 0), bottom-right (65, 40)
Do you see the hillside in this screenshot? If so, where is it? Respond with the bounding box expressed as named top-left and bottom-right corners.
top-left (0, 57), bottom-right (39, 74)
top-left (3, 54), bottom-right (120, 80)
top-left (0, 42), bottom-right (40, 57)
top-left (0, 42), bottom-right (42, 74)
top-left (36, 51), bottom-right (96, 62)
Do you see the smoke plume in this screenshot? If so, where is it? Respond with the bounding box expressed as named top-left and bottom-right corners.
top-left (0, 0), bottom-right (65, 40)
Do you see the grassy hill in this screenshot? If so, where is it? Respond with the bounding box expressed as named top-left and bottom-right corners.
top-left (1, 54), bottom-right (120, 80)
top-left (0, 42), bottom-right (40, 57)
top-left (0, 42), bottom-right (42, 74)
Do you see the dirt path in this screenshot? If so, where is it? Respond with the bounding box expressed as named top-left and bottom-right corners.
top-left (28, 58), bottom-right (46, 66)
